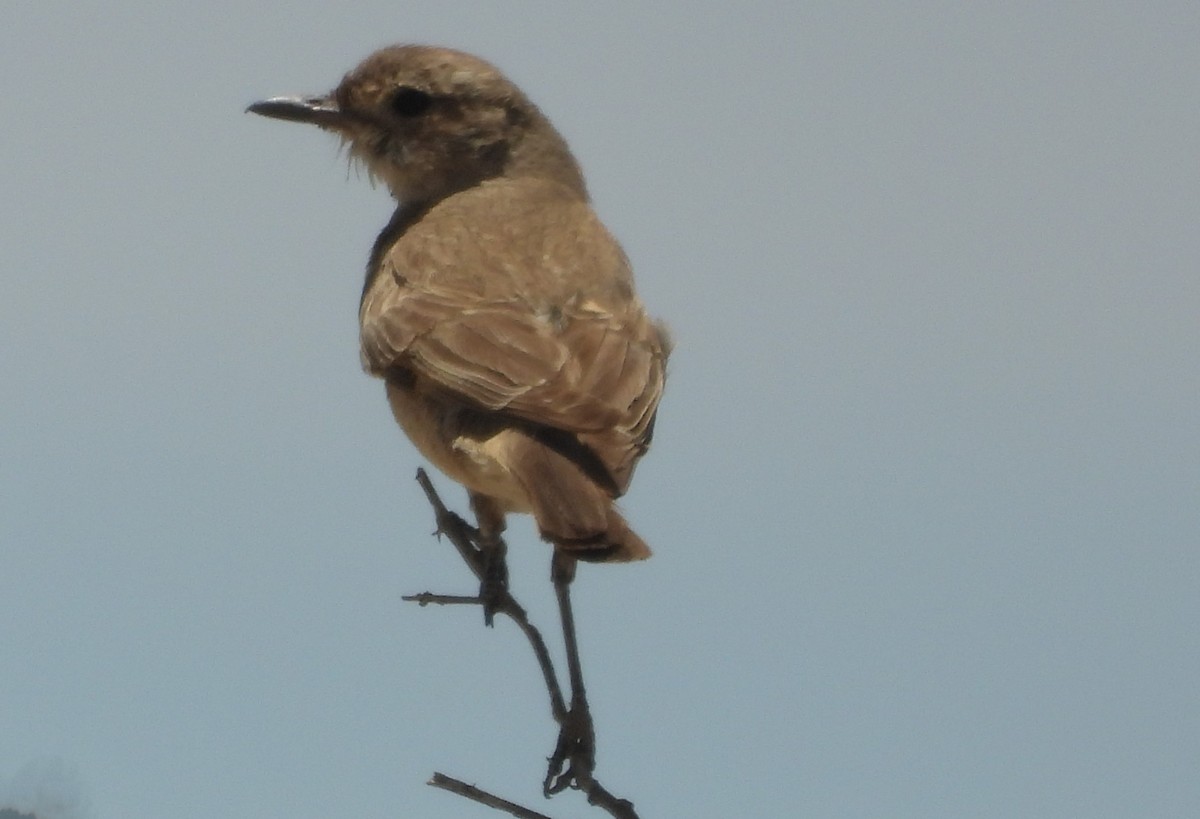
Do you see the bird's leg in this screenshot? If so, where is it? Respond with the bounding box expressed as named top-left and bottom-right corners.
top-left (544, 551), bottom-right (597, 796)
top-left (469, 493), bottom-right (509, 626)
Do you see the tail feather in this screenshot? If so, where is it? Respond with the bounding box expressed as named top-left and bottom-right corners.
top-left (508, 432), bottom-right (651, 562)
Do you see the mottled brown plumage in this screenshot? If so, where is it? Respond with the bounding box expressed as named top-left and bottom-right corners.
top-left (250, 45), bottom-right (667, 561)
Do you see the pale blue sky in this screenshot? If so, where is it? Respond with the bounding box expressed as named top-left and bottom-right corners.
top-left (2, 2), bottom-right (1197, 817)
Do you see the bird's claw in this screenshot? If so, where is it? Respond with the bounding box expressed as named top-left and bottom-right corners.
top-left (543, 703), bottom-right (596, 796)
top-left (478, 534), bottom-right (509, 626)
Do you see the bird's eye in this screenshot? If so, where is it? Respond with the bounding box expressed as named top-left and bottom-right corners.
top-left (390, 86), bottom-right (433, 118)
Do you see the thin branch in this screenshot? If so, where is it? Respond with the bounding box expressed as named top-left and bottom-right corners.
top-left (410, 469), bottom-right (567, 721)
top-left (429, 772), bottom-right (555, 819)
top-left (506, 597), bottom-right (569, 722)
top-left (416, 468), bottom-right (485, 579)
top-left (407, 469), bottom-right (642, 819)
top-left (401, 592), bottom-right (483, 606)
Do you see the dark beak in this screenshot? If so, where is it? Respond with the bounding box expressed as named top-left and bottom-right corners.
top-left (246, 95), bottom-right (345, 128)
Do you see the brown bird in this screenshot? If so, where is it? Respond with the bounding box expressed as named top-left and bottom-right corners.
top-left (249, 45), bottom-right (668, 567)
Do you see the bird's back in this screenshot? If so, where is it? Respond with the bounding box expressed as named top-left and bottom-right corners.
top-left (360, 177), bottom-right (666, 494)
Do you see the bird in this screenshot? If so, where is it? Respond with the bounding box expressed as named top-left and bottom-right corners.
top-left (248, 45), bottom-right (668, 570)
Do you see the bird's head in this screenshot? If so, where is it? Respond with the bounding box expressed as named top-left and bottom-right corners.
top-left (248, 45), bottom-right (586, 204)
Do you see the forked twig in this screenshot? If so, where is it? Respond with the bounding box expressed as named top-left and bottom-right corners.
top-left (404, 468), bottom-right (641, 819)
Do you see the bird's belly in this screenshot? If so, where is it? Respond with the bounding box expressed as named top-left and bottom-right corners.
top-left (384, 379), bottom-right (531, 512)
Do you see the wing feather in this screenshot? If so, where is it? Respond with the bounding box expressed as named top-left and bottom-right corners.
top-left (358, 180), bottom-right (667, 492)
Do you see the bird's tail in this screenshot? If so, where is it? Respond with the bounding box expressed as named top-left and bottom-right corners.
top-left (509, 433), bottom-right (651, 563)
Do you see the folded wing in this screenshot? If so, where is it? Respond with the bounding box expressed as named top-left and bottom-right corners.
top-left (361, 271), bottom-right (665, 494)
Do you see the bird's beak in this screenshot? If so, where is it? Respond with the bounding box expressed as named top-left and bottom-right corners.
top-left (246, 95), bottom-right (346, 129)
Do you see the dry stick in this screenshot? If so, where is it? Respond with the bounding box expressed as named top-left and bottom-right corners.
top-left (399, 587), bottom-right (568, 725)
top-left (429, 772), bottom-right (554, 819)
top-left (414, 468), bottom-right (486, 579)
top-left (403, 592), bottom-right (481, 606)
top-left (407, 469), bottom-right (567, 722)
top-left (404, 469), bottom-right (641, 819)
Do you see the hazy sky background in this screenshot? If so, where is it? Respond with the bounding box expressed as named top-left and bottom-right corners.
top-left (2, 2), bottom-right (1197, 817)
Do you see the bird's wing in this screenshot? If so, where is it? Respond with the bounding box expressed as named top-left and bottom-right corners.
top-left (358, 186), bottom-right (666, 491)
top-left (361, 282), bottom-right (665, 489)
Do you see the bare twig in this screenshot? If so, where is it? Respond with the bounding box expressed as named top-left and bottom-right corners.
top-left (410, 470), bottom-right (567, 720)
top-left (405, 469), bottom-right (642, 818)
top-left (429, 772), bottom-right (555, 819)
top-left (415, 468), bottom-right (485, 579)
top-left (401, 592), bottom-right (483, 606)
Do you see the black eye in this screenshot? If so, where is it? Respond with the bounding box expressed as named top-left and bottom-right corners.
top-left (390, 86), bottom-right (433, 118)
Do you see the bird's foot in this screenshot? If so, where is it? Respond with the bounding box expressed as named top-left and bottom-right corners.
top-left (543, 699), bottom-right (597, 796)
top-left (478, 536), bottom-right (509, 626)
